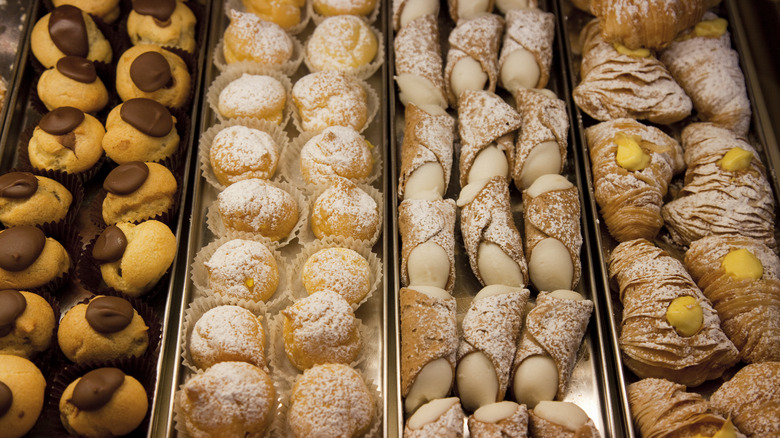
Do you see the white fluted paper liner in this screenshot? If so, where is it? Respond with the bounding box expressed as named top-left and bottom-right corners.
top-left (180, 295), bottom-right (270, 374)
top-left (224, 0), bottom-right (312, 35)
top-left (307, 0), bottom-right (381, 25)
top-left (198, 117), bottom-right (290, 191)
top-left (190, 234), bottom-right (291, 312)
top-left (213, 36), bottom-right (304, 76)
top-left (279, 130), bottom-right (382, 190)
top-left (303, 182), bottom-right (383, 247)
top-left (206, 180), bottom-right (308, 249)
top-left (288, 237), bottom-right (382, 310)
top-left (302, 23), bottom-right (384, 81)
top-left (289, 75), bottom-right (379, 135)
top-left (206, 64), bottom-right (293, 127)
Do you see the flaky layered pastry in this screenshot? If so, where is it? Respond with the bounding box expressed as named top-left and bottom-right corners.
top-left (399, 198), bottom-right (457, 292)
top-left (660, 14), bottom-right (751, 136)
top-left (585, 118), bottom-right (683, 243)
top-left (609, 239), bottom-right (739, 386)
top-left (710, 362), bottom-right (780, 437)
top-left (394, 15), bottom-right (447, 109)
top-left (574, 20), bottom-right (692, 124)
top-left (685, 235), bottom-right (780, 363)
top-left (662, 123), bottom-right (776, 249)
top-left (498, 9), bottom-right (555, 92)
top-left (444, 14), bottom-right (504, 106)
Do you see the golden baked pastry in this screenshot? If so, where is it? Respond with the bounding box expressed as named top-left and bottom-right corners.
top-left (223, 10), bottom-right (294, 66)
top-left (313, 0), bottom-right (377, 17)
top-left (209, 125), bottom-right (280, 186)
top-left (300, 126), bottom-right (374, 185)
top-left (282, 290), bottom-right (362, 370)
top-left (126, 0), bottom-right (196, 53)
top-left (404, 397), bottom-right (465, 437)
top-left (0, 290), bottom-right (55, 358)
top-left (204, 238), bottom-right (280, 303)
top-left (444, 14), bottom-right (504, 107)
top-left (28, 107), bottom-right (105, 174)
top-left (288, 363), bottom-right (374, 438)
top-left (468, 401), bottom-right (528, 438)
top-left (0, 226), bottom-right (71, 291)
top-left (217, 74), bottom-right (286, 124)
top-left (101, 162), bottom-right (177, 225)
top-left (59, 368), bottom-right (148, 438)
top-left (116, 45), bottom-right (191, 109)
top-left (37, 56), bottom-right (108, 112)
top-left (302, 247), bottom-right (371, 306)
top-left (102, 99), bottom-right (180, 164)
top-left (710, 362), bottom-right (780, 437)
top-left (30, 5), bottom-right (112, 68)
top-left (189, 305), bottom-right (266, 370)
top-left (0, 172), bottom-right (72, 227)
top-left (242, 0), bottom-right (305, 30)
top-left (310, 177), bottom-right (380, 243)
top-left (306, 16), bottom-right (378, 73)
top-left (398, 198), bottom-right (456, 292)
top-left (216, 179), bottom-right (299, 241)
top-left (498, 9), bottom-right (555, 92)
top-left (178, 361), bottom-right (276, 438)
top-left (393, 15), bottom-right (447, 109)
top-left (52, 0), bottom-right (121, 23)
top-left (0, 355), bottom-right (46, 438)
top-left (292, 70), bottom-right (370, 133)
top-left (57, 295), bottom-right (149, 363)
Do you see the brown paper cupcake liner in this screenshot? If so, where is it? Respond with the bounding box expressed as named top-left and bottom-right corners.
top-left (290, 75), bottom-right (379, 135)
top-left (304, 182), bottom-right (384, 247)
top-left (198, 117), bottom-right (290, 191)
top-left (302, 22), bottom-right (384, 81)
top-left (224, 0), bottom-right (312, 35)
top-left (6, 289), bottom-right (62, 379)
top-left (206, 64), bottom-right (293, 128)
top-left (308, 0), bottom-right (381, 25)
top-left (213, 37), bottom-right (305, 77)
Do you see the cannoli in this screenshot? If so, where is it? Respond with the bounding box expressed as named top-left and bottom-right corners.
top-left (444, 14), bottom-right (504, 106)
top-left (498, 9), bottom-right (554, 93)
top-left (404, 397), bottom-right (465, 437)
top-left (495, 0), bottom-right (538, 15)
top-left (512, 88), bottom-right (568, 190)
top-left (456, 286), bottom-right (529, 411)
top-left (523, 175), bottom-right (582, 292)
top-left (468, 401), bottom-right (528, 438)
top-left (528, 401), bottom-right (600, 438)
top-left (662, 123), bottom-right (776, 249)
top-left (457, 90), bottom-right (522, 187)
top-left (400, 286), bottom-right (458, 414)
top-left (399, 198), bottom-right (457, 292)
top-left (628, 378), bottom-right (742, 438)
top-left (609, 239), bottom-right (740, 386)
top-left (685, 235), bottom-right (780, 363)
top-left (392, 0), bottom-right (439, 30)
top-left (394, 15), bottom-right (448, 110)
top-left (660, 14), bottom-right (751, 136)
top-left (511, 290), bottom-right (592, 408)
top-left (710, 362), bottom-right (780, 437)
top-left (398, 103), bottom-right (456, 200)
top-left (457, 176), bottom-right (527, 287)
top-left (448, 0), bottom-right (495, 22)
top-left (585, 118), bottom-right (683, 243)
top-left (589, 0), bottom-right (708, 50)
top-left (573, 19), bottom-right (692, 124)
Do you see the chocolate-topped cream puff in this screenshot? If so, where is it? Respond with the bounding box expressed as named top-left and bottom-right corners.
top-left (101, 161), bottom-right (177, 225)
top-left (30, 5), bottom-right (112, 68)
top-left (0, 226), bottom-right (71, 290)
top-left (0, 171), bottom-right (73, 227)
top-left (0, 289), bottom-right (56, 358)
top-left (127, 0), bottom-right (197, 53)
top-left (102, 99), bottom-right (179, 164)
top-left (37, 56), bottom-right (109, 112)
top-left (116, 45), bottom-right (191, 109)
top-left (28, 107), bottom-right (105, 175)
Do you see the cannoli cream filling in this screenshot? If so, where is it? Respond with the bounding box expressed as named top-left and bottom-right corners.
top-left (533, 401), bottom-right (589, 431)
top-left (513, 354), bottom-right (558, 408)
top-left (457, 179), bottom-right (490, 207)
top-left (451, 57), bottom-right (488, 101)
top-left (405, 162), bottom-right (446, 199)
top-left (405, 358), bottom-right (454, 414)
top-left (519, 142), bottom-right (563, 189)
top-left (500, 49), bottom-right (540, 93)
top-left (525, 173), bottom-right (572, 197)
top-left (399, 0), bottom-right (439, 29)
top-left (468, 145), bottom-right (509, 184)
top-left (407, 241), bottom-right (450, 289)
top-left (396, 74), bottom-right (447, 109)
top-left (475, 284), bottom-right (525, 300)
top-left (473, 401), bottom-right (521, 423)
top-left (458, 0), bottom-right (491, 20)
top-left (409, 285), bottom-right (450, 299)
top-left (478, 242), bottom-right (525, 287)
top-left (457, 351), bottom-right (499, 412)
top-left (529, 238), bottom-right (573, 292)
top-left (407, 397), bottom-right (460, 429)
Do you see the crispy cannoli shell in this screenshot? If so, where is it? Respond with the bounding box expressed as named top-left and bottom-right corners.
top-left (710, 362), bottom-right (780, 437)
top-left (447, 0), bottom-right (495, 22)
top-left (523, 185), bottom-right (582, 290)
top-left (444, 14), bottom-right (504, 106)
top-left (499, 9), bottom-right (555, 90)
top-left (400, 287), bottom-right (458, 397)
top-left (458, 289), bottom-right (529, 402)
top-left (399, 198), bottom-right (457, 292)
top-left (392, 0), bottom-right (440, 30)
top-left (468, 404), bottom-right (528, 438)
top-left (398, 103), bottom-right (456, 200)
top-left (459, 176), bottom-right (528, 287)
top-left (528, 410), bottom-right (600, 438)
top-left (404, 400), bottom-right (465, 437)
top-left (394, 15), bottom-right (447, 108)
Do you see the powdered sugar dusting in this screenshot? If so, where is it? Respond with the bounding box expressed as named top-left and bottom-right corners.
top-left (217, 179), bottom-right (298, 239)
top-left (292, 71), bottom-right (369, 132)
top-left (205, 239), bottom-right (279, 301)
top-left (190, 305), bottom-right (266, 369)
top-left (398, 198), bottom-right (456, 291)
top-left (218, 74), bottom-right (286, 121)
top-left (300, 126), bottom-right (373, 184)
top-left (307, 15), bottom-right (377, 71)
top-left (302, 247), bottom-right (370, 304)
top-left (710, 362), bottom-right (780, 436)
top-left (210, 125), bottom-right (280, 182)
top-left (311, 177), bottom-right (379, 241)
top-left (499, 9), bottom-right (555, 88)
top-left (224, 10), bottom-right (293, 64)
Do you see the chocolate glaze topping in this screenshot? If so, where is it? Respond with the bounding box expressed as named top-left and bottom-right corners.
top-left (40, 106), bottom-right (85, 136)
top-left (70, 367), bottom-right (126, 411)
top-left (0, 227), bottom-right (47, 273)
top-left (57, 56), bottom-right (97, 83)
top-left (133, 0), bottom-right (176, 22)
top-left (92, 225), bottom-right (127, 263)
top-left (0, 381), bottom-right (11, 418)
top-left (85, 296), bottom-right (135, 334)
top-left (130, 51), bottom-right (172, 92)
top-left (119, 98), bottom-right (173, 137)
top-left (0, 172), bottom-right (38, 199)
top-left (48, 5), bottom-right (89, 58)
top-left (0, 290), bottom-right (27, 338)
top-left (103, 162), bottom-right (149, 195)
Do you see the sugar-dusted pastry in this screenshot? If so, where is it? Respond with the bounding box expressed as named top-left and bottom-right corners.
top-left (302, 247), bottom-right (370, 305)
top-left (0, 290), bottom-right (55, 358)
top-left (468, 401), bottom-right (528, 438)
top-left (523, 175), bottom-right (582, 292)
top-left (310, 177), bottom-right (380, 243)
top-left (392, 0), bottom-right (439, 30)
top-left (205, 239), bottom-right (279, 303)
top-left (457, 176), bottom-right (527, 287)
top-left (457, 90), bottom-right (522, 187)
top-left (448, 0), bottom-right (494, 22)
top-left (217, 74), bottom-right (286, 124)
top-left (398, 103), bottom-right (455, 200)
top-left (314, 0), bottom-right (377, 17)
top-left (305, 15), bottom-right (378, 74)
top-left (661, 14), bottom-right (751, 136)
top-left (52, 0), bottom-right (121, 23)
top-left (30, 5), bottom-right (112, 68)
top-left (404, 397), bottom-right (465, 437)
top-left (629, 378), bottom-right (741, 438)
top-left (216, 179), bottom-right (298, 241)
top-left (498, 9), bottom-right (554, 93)
top-left (0, 172), bottom-right (72, 227)
top-left (190, 305), bottom-right (266, 370)
top-left (511, 290), bottom-right (592, 408)
top-left (102, 99), bottom-right (180, 164)
top-left (400, 286), bottom-right (457, 414)
top-left (116, 45), bottom-right (191, 109)
top-left (512, 88), bottom-right (567, 190)
top-left (573, 19), bottom-right (692, 124)
top-left (662, 123), bottom-right (776, 249)
top-left (710, 362), bottom-right (780, 437)
top-left (394, 14), bottom-right (447, 109)
top-left (585, 118), bottom-right (683, 242)
top-left (209, 125), bottom-right (280, 186)
top-left (685, 235), bottom-right (780, 363)
top-left (222, 10), bottom-right (294, 66)
top-left (399, 198), bottom-right (456, 292)
top-left (243, 0), bottom-right (305, 30)
top-left (444, 14), bottom-right (504, 106)
top-left (288, 363), bottom-right (375, 438)
top-left (291, 70), bottom-right (370, 133)
top-left (456, 286), bottom-right (529, 412)
top-left (0, 355), bottom-right (46, 438)
top-left (609, 239), bottom-right (740, 386)
top-left (101, 162), bottom-right (177, 225)
top-left (38, 56), bottom-right (108, 112)
top-left (127, 0), bottom-right (197, 53)
top-left (529, 401), bottom-right (600, 437)
top-left (0, 226), bottom-right (71, 291)
top-left (300, 126), bottom-right (374, 185)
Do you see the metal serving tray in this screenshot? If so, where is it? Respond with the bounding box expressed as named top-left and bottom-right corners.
top-left (388, 1), bottom-right (622, 436)
top-left (557, 0), bottom-right (780, 435)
